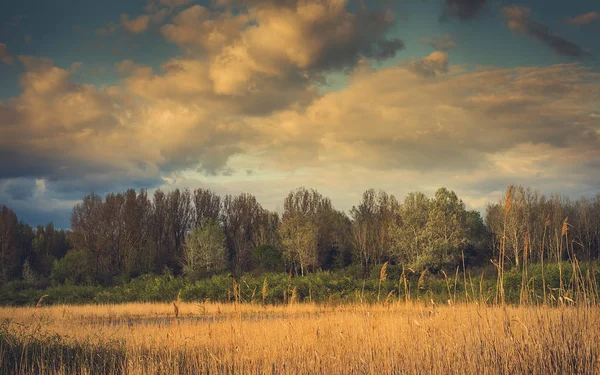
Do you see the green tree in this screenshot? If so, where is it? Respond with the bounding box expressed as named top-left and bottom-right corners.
top-left (419, 188), bottom-right (469, 271)
top-left (51, 249), bottom-right (94, 285)
top-left (252, 244), bottom-right (285, 273)
top-left (183, 220), bottom-right (227, 279)
top-left (389, 191), bottom-right (431, 264)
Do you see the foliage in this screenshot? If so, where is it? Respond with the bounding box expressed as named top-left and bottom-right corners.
top-left (389, 188), bottom-right (474, 272)
top-left (182, 220), bottom-right (227, 279)
top-left (50, 249), bottom-right (94, 285)
top-left (2, 185), bottom-right (600, 308)
top-left (1, 261), bottom-right (597, 306)
top-left (251, 244), bottom-right (285, 273)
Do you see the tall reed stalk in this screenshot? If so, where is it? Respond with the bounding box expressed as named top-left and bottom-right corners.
top-left (497, 185), bottom-right (513, 305)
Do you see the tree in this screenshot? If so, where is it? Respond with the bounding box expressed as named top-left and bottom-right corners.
top-left (151, 189), bottom-right (170, 272)
top-left (252, 244), bottom-right (285, 273)
top-left (256, 210), bottom-right (280, 248)
top-left (282, 187), bottom-right (348, 270)
top-left (419, 188), bottom-right (469, 271)
top-left (350, 189), bottom-right (399, 273)
top-left (279, 215), bottom-right (318, 276)
top-left (389, 192), bottom-right (431, 265)
top-left (389, 188), bottom-right (473, 272)
top-left (32, 224), bottom-right (55, 277)
top-left (71, 193), bottom-right (111, 281)
top-left (122, 189), bottom-right (154, 278)
top-left (51, 249), bottom-right (93, 285)
top-left (193, 188), bottom-right (221, 227)
top-left (223, 193), bottom-right (263, 276)
top-left (0, 205), bottom-right (19, 281)
top-left (183, 220), bottom-right (227, 279)
top-left (463, 210), bottom-right (490, 266)
top-left (166, 189), bottom-right (194, 274)
top-left (322, 210), bottom-right (353, 270)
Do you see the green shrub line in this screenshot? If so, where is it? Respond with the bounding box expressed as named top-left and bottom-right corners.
top-left (1, 262), bottom-right (598, 307)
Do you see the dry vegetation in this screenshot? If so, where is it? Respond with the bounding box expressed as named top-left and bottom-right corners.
top-left (1, 185), bottom-right (599, 374)
top-left (1, 301), bottom-right (599, 374)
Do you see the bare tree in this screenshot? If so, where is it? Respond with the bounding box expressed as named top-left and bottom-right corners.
top-left (350, 189), bottom-right (399, 273)
top-left (193, 189), bottom-right (221, 227)
top-left (223, 193), bottom-right (263, 276)
top-left (279, 215), bottom-right (318, 276)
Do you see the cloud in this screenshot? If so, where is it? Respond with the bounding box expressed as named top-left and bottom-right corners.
top-left (160, 0), bottom-right (403, 95)
top-left (98, 6), bottom-right (169, 36)
top-left (159, 0), bottom-right (194, 7)
top-left (2, 1), bottom-right (600, 225)
top-left (0, 178), bottom-right (37, 201)
top-left (4, 55), bottom-right (599, 186)
top-left (115, 59), bottom-right (153, 76)
top-left (120, 14), bottom-right (152, 34)
top-left (246, 62), bottom-right (600, 181)
top-left (408, 51), bottom-right (449, 77)
top-left (2, 58), bottom-right (600, 226)
top-left (441, 0), bottom-right (487, 21)
top-left (96, 23), bottom-right (120, 36)
top-left (502, 6), bottom-right (592, 57)
top-left (160, 5), bottom-right (248, 53)
top-left (0, 43), bottom-right (14, 65)
top-left (566, 11), bottom-right (599, 26)
top-left (120, 57), bottom-right (318, 115)
top-left (418, 34), bottom-right (457, 51)
top-left (0, 55), bottom-right (259, 193)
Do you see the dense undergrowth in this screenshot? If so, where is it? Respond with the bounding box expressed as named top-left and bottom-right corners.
top-left (1, 262), bottom-right (598, 306)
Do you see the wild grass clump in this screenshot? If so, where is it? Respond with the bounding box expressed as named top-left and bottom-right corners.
top-left (0, 319), bottom-right (126, 375)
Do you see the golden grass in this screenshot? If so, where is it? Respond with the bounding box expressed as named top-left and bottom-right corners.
top-left (1, 302), bottom-right (599, 374)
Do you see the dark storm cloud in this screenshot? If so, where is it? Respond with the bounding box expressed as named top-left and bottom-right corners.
top-left (441, 0), bottom-right (487, 21)
top-left (9, 204), bottom-right (72, 229)
top-left (1, 178), bottom-right (37, 201)
top-left (503, 6), bottom-right (592, 58)
top-left (46, 174), bottom-right (166, 200)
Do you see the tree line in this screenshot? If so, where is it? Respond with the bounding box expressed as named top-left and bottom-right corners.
top-left (1, 185), bottom-right (599, 286)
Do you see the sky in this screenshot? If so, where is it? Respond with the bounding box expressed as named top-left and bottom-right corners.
top-left (0, 0), bottom-right (599, 228)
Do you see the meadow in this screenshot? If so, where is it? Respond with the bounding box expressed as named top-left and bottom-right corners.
top-left (1, 185), bottom-right (599, 374)
top-left (1, 301), bottom-right (599, 374)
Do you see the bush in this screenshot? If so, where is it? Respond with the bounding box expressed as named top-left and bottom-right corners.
top-left (51, 249), bottom-right (94, 285)
top-left (252, 245), bottom-right (285, 273)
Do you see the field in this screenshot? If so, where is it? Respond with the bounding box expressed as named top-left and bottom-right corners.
top-left (1, 301), bottom-right (599, 374)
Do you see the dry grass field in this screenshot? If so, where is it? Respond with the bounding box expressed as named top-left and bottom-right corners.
top-left (1, 301), bottom-right (599, 374)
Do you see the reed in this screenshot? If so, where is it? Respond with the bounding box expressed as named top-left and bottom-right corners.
top-left (377, 261), bottom-right (388, 302)
top-left (497, 184), bottom-right (514, 305)
top-left (2, 302), bottom-right (598, 374)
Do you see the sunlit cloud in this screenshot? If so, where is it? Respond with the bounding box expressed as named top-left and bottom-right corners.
top-left (0, 0), bottom-right (599, 227)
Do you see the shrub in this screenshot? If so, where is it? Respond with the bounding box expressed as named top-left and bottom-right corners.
top-left (51, 249), bottom-right (94, 285)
